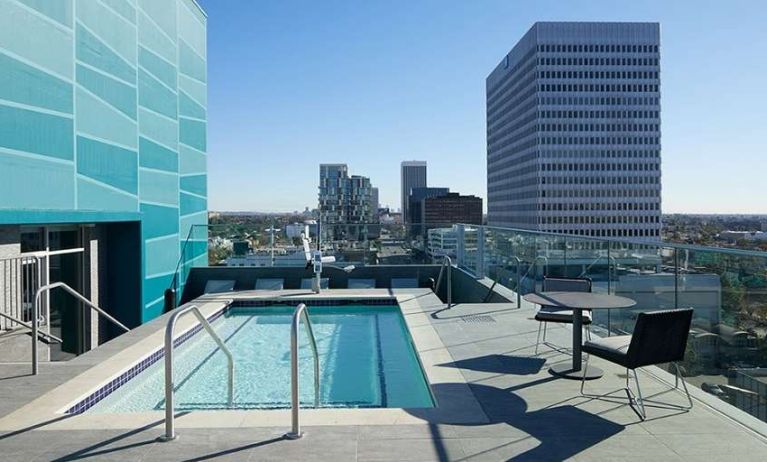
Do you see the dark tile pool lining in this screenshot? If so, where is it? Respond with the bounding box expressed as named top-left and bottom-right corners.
top-left (65, 298), bottom-right (397, 415)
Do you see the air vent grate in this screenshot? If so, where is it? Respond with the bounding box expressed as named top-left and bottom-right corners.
top-left (460, 315), bottom-right (496, 324)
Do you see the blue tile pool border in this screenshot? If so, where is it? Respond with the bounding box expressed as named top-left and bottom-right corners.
top-left (64, 297), bottom-right (398, 415)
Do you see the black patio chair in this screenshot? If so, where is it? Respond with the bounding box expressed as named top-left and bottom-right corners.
top-left (580, 308), bottom-right (694, 420)
top-left (535, 277), bottom-right (592, 355)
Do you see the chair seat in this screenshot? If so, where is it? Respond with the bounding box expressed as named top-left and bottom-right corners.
top-left (535, 307), bottom-right (592, 324)
top-left (582, 335), bottom-right (632, 367)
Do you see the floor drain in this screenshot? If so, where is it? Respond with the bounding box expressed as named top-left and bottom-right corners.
top-left (461, 315), bottom-right (496, 323)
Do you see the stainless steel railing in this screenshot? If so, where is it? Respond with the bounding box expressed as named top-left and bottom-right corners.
top-left (1, 255), bottom-right (40, 331)
top-left (286, 303), bottom-right (320, 440)
top-left (434, 255), bottom-right (453, 308)
top-left (160, 304), bottom-right (234, 442)
top-left (32, 282), bottom-right (129, 375)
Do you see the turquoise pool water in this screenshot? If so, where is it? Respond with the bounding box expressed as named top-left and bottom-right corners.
top-left (86, 305), bottom-right (434, 413)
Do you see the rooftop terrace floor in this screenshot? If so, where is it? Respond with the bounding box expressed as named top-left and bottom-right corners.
top-left (1, 289), bottom-right (766, 461)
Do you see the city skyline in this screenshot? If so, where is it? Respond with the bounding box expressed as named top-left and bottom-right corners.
top-left (201, 0), bottom-right (767, 213)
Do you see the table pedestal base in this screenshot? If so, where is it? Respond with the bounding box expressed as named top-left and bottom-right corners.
top-left (549, 363), bottom-right (603, 380)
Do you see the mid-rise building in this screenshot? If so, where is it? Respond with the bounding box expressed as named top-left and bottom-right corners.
top-left (408, 187), bottom-right (449, 234)
top-left (400, 161), bottom-right (427, 224)
top-left (486, 22), bottom-right (661, 240)
top-left (0, 0), bottom-right (208, 357)
top-left (422, 193), bottom-right (483, 230)
top-left (371, 187), bottom-right (380, 213)
top-left (318, 164), bottom-right (374, 240)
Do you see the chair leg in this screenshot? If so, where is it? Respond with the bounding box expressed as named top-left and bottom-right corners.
top-left (542, 321), bottom-right (548, 343)
top-left (626, 368), bottom-right (647, 421)
top-left (580, 353), bottom-right (589, 395)
top-left (674, 363), bottom-right (693, 409)
top-left (535, 322), bottom-right (542, 355)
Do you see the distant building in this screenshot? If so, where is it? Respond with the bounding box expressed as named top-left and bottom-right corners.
top-left (401, 161), bottom-right (427, 224)
top-left (486, 22), bottom-right (662, 240)
top-left (371, 187), bottom-right (379, 212)
top-left (427, 225), bottom-right (478, 267)
top-left (718, 231), bottom-right (767, 242)
top-left (408, 187), bottom-right (449, 234)
top-left (318, 164), bottom-right (375, 240)
top-left (422, 193), bottom-right (483, 231)
top-left (285, 221), bottom-right (318, 239)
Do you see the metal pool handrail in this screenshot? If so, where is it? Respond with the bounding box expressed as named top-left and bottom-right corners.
top-left (33, 282), bottom-right (129, 375)
top-left (434, 255), bottom-right (453, 308)
top-left (160, 304), bottom-right (234, 442)
top-left (286, 303), bottom-right (320, 440)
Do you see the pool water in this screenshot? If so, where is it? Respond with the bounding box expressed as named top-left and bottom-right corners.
top-left (86, 305), bottom-right (434, 413)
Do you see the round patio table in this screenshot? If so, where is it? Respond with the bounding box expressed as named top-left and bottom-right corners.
top-left (524, 291), bottom-right (636, 380)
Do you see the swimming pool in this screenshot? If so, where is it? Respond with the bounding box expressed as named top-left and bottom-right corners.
top-left (81, 302), bottom-right (434, 413)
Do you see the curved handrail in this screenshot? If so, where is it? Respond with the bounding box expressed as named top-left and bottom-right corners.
top-left (578, 254), bottom-right (617, 293)
top-left (485, 256), bottom-right (522, 306)
top-left (32, 282), bottom-right (129, 375)
top-left (434, 255), bottom-right (453, 309)
top-left (286, 303), bottom-right (320, 440)
top-left (160, 304), bottom-right (234, 442)
top-left (514, 255), bottom-right (548, 296)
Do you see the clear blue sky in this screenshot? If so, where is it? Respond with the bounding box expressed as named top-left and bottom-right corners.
top-left (199, 0), bottom-right (767, 214)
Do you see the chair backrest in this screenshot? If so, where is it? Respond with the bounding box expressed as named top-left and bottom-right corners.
top-left (255, 278), bottom-right (284, 290)
top-left (626, 308), bottom-right (693, 368)
top-left (204, 280), bottom-right (235, 294)
top-left (542, 277), bottom-right (591, 293)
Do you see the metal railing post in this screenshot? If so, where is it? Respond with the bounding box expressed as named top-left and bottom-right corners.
top-left (160, 304), bottom-right (234, 442)
top-left (286, 303), bottom-right (320, 440)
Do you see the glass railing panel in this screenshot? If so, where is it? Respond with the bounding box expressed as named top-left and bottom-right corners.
top-left (675, 247), bottom-right (767, 422)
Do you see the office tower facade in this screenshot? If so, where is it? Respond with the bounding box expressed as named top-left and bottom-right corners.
top-left (0, 0), bottom-right (208, 354)
top-left (400, 161), bottom-right (427, 223)
top-left (408, 187), bottom-right (449, 235)
top-left (422, 193), bottom-right (483, 229)
top-left (486, 22), bottom-right (661, 240)
top-left (318, 164), bottom-right (374, 240)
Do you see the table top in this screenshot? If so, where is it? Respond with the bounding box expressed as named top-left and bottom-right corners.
top-left (523, 291), bottom-right (636, 310)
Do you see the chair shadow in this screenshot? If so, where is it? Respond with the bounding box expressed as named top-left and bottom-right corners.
top-left (438, 354), bottom-right (546, 376)
top-left (408, 382), bottom-right (626, 461)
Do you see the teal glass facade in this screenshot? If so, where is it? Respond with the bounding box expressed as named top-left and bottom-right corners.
top-left (0, 0), bottom-right (207, 323)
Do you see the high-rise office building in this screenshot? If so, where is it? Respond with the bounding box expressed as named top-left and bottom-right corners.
top-left (400, 161), bottom-right (427, 224)
top-left (486, 22), bottom-right (661, 240)
top-left (422, 193), bottom-right (483, 230)
top-left (318, 164), bottom-right (374, 240)
top-left (0, 0), bottom-right (208, 355)
top-left (408, 187), bottom-right (449, 235)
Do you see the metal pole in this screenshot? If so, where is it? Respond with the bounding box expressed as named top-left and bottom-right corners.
top-left (286, 303), bottom-right (320, 440)
top-left (446, 256), bottom-right (452, 309)
top-left (162, 315), bottom-right (177, 441)
top-left (32, 286), bottom-right (39, 375)
top-left (287, 307), bottom-right (301, 439)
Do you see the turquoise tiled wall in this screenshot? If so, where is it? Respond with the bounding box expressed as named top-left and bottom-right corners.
top-left (0, 0), bottom-right (208, 323)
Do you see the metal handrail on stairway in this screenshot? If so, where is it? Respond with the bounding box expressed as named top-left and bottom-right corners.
top-left (433, 255), bottom-right (453, 309)
top-left (286, 303), bottom-right (320, 440)
top-left (160, 304), bottom-right (234, 442)
top-left (0, 311), bottom-right (62, 343)
top-left (32, 282), bottom-right (130, 375)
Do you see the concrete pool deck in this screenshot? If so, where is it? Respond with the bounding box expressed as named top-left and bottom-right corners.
top-left (1, 288), bottom-right (766, 460)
